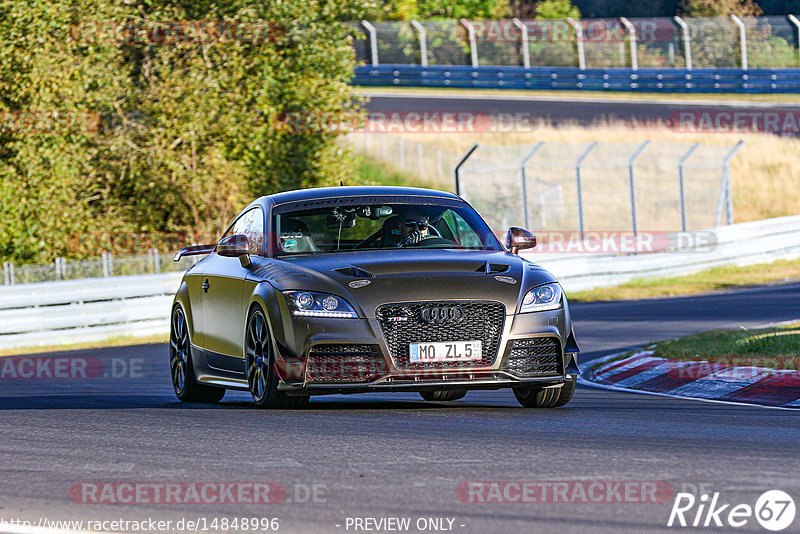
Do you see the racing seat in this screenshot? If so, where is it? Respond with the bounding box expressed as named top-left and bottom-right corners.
top-left (280, 218), bottom-right (319, 253)
top-left (378, 216), bottom-right (404, 248)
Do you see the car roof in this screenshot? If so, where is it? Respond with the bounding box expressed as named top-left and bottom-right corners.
top-left (260, 186), bottom-right (462, 208)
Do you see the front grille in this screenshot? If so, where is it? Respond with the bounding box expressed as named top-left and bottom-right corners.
top-left (504, 337), bottom-right (563, 377)
top-left (305, 344), bottom-right (387, 383)
top-left (376, 301), bottom-right (505, 370)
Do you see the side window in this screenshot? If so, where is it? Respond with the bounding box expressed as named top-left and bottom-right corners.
top-left (226, 208), bottom-right (264, 254)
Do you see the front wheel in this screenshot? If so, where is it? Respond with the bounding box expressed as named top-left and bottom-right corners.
top-left (170, 305), bottom-right (225, 403)
top-left (513, 376), bottom-right (575, 408)
top-left (245, 306), bottom-right (308, 409)
top-left (420, 389), bottom-right (468, 402)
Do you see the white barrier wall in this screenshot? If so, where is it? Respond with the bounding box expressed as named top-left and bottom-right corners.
top-left (0, 273), bottom-right (183, 350)
top-left (528, 215), bottom-right (800, 292)
top-left (1, 215), bottom-right (798, 351)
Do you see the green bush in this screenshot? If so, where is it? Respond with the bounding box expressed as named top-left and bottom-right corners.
top-left (0, 0), bottom-right (369, 262)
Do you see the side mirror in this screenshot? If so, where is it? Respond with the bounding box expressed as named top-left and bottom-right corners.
top-left (217, 234), bottom-right (252, 267)
top-left (505, 227), bottom-right (536, 255)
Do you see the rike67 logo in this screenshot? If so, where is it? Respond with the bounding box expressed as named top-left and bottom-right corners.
top-left (668, 490), bottom-right (796, 531)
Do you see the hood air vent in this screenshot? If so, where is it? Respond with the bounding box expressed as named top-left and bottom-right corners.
top-left (333, 266), bottom-right (375, 278)
top-left (476, 262), bottom-right (510, 274)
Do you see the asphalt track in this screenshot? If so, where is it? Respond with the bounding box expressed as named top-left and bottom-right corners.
top-left (2, 282), bottom-right (799, 533)
top-left (362, 91), bottom-right (800, 127)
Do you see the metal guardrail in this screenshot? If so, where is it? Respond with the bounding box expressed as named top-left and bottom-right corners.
top-left (1, 216), bottom-right (798, 351)
top-left (354, 65), bottom-right (800, 93)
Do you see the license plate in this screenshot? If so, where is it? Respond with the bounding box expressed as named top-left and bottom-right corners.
top-left (409, 341), bottom-right (482, 363)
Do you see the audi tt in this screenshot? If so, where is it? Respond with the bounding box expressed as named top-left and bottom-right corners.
top-left (170, 186), bottom-right (580, 408)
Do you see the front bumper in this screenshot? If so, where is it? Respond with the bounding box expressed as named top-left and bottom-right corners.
top-left (273, 306), bottom-right (579, 396)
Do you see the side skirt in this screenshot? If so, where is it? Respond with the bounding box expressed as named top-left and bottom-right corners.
top-left (192, 344), bottom-right (249, 391)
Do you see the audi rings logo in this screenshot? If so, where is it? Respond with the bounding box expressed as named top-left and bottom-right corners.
top-left (420, 306), bottom-right (464, 324)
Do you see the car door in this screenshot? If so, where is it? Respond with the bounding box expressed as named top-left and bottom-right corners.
top-left (200, 207), bottom-right (265, 368)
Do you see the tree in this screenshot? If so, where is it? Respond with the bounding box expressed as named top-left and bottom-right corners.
top-left (678, 0), bottom-right (763, 16)
top-left (536, 0), bottom-right (581, 19)
top-left (0, 0), bottom-right (370, 262)
top-left (383, 0), bottom-right (509, 20)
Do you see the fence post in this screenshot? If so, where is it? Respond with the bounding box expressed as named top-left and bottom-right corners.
top-left (673, 16), bottom-right (692, 70)
top-left (575, 142), bottom-right (598, 239)
top-left (101, 251), bottom-right (111, 277)
top-left (520, 142), bottom-right (545, 229)
top-left (730, 15), bottom-right (748, 70)
top-left (410, 20), bottom-right (428, 67)
top-left (360, 21), bottom-right (379, 67)
top-left (678, 143), bottom-right (700, 232)
top-left (627, 141), bottom-right (650, 235)
top-left (620, 18), bottom-right (638, 70)
top-left (459, 19), bottom-right (479, 68)
top-left (454, 143), bottom-right (479, 196)
top-left (55, 257), bottom-right (64, 280)
top-left (151, 248), bottom-right (162, 273)
top-left (398, 136), bottom-right (405, 170)
top-left (436, 148), bottom-right (443, 183)
top-left (722, 140), bottom-right (744, 225)
top-left (3, 261), bottom-right (13, 285)
top-left (380, 133), bottom-right (387, 160)
top-left (512, 18), bottom-right (530, 69)
top-left (567, 18), bottom-right (585, 70)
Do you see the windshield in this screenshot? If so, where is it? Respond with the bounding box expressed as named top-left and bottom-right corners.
top-left (272, 200), bottom-right (501, 256)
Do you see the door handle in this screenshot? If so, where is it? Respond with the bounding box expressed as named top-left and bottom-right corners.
top-left (202, 279), bottom-right (210, 294)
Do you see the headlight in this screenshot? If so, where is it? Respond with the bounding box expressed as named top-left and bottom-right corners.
top-left (283, 290), bottom-right (358, 318)
top-left (519, 283), bottom-right (562, 313)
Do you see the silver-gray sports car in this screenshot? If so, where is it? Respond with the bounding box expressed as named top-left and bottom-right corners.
top-left (170, 186), bottom-right (580, 408)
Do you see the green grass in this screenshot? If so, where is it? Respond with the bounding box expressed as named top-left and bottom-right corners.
top-left (569, 258), bottom-right (800, 302)
top-left (0, 333), bottom-right (168, 357)
top-left (357, 86), bottom-right (800, 104)
top-left (654, 323), bottom-right (800, 370)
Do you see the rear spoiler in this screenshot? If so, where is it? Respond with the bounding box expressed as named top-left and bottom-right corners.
top-left (173, 244), bottom-right (216, 262)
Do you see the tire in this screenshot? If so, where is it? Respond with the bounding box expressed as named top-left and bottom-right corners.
top-left (170, 305), bottom-right (225, 403)
top-left (419, 389), bottom-right (468, 402)
top-left (552, 375), bottom-right (577, 407)
top-left (245, 306), bottom-right (308, 409)
top-left (513, 377), bottom-right (575, 408)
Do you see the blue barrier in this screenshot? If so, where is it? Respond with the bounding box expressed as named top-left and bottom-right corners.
top-left (353, 65), bottom-right (800, 93)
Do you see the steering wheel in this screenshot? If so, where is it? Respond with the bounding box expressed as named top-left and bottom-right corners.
top-left (398, 223), bottom-right (443, 247)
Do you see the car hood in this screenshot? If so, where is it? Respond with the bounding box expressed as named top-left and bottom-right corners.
top-left (250, 249), bottom-right (558, 318)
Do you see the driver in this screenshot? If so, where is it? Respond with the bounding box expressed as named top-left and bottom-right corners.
top-left (379, 208), bottom-right (433, 247)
